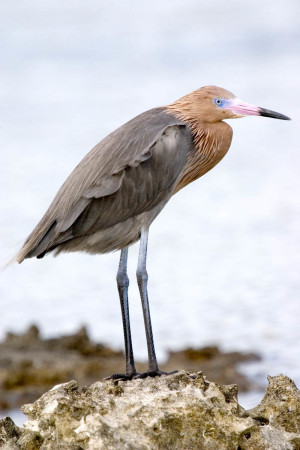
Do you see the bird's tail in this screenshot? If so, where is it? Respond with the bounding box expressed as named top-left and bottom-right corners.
top-left (15, 213), bottom-right (57, 263)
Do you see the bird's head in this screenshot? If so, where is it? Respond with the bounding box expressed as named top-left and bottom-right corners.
top-left (169, 85), bottom-right (291, 123)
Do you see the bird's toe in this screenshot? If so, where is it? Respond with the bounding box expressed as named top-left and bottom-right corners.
top-left (104, 372), bottom-right (138, 381)
top-left (133, 369), bottom-right (179, 379)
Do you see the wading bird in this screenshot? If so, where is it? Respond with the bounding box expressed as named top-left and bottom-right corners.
top-left (17, 86), bottom-right (290, 379)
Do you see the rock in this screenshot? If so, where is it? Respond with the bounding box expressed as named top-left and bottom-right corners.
top-left (1, 372), bottom-right (299, 449)
top-left (163, 346), bottom-right (260, 392)
top-left (249, 374), bottom-right (300, 449)
top-left (0, 325), bottom-right (260, 411)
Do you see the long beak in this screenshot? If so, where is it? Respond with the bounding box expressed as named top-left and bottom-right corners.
top-left (258, 107), bottom-right (291, 120)
top-left (228, 99), bottom-right (291, 120)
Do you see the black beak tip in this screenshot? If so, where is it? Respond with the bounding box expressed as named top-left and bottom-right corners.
top-left (259, 107), bottom-right (291, 121)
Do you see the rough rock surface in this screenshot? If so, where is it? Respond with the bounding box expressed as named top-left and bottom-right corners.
top-left (1, 372), bottom-right (299, 449)
top-left (0, 325), bottom-right (260, 411)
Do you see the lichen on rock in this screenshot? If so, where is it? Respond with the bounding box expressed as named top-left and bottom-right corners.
top-left (1, 372), bottom-right (299, 449)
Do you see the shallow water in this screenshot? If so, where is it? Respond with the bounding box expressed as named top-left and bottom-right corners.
top-left (1, 0), bottom-right (300, 401)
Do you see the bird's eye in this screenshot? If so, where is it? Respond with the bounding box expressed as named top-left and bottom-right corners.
top-left (214, 98), bottom-right (223, 107)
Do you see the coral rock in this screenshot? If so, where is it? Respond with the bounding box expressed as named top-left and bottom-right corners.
top-left (1, 372), bottom-right (299, 449)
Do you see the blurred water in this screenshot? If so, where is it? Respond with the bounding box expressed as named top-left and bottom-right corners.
top-left (1, 410), bottom-right (27, 428)
top-left (1, 0), bottom-right (299, 408)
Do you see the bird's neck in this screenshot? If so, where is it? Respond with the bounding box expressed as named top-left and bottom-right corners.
top-left (166, 107), bottom-right (233, 192)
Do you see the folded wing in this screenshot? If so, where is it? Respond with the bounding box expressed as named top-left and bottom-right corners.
top-left (17, 108), bottom-right (192, 262)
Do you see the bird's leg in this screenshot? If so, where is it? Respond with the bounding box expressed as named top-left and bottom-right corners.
top-left (136, 229), bottom-right (158, 373)
top-left (105, 247), bottom-right (137, 380)
top-left (135, 228), bottom-right (176, 378)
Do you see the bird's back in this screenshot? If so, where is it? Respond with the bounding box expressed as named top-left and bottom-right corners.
top-left (17, 107), bottom-right (192, 262)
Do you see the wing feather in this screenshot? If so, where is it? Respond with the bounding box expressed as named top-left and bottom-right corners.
top-left (17, 108), bottom-right (192, 261)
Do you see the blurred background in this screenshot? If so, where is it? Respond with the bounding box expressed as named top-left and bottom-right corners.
top-left (1, 0), bottom-right (299, 415)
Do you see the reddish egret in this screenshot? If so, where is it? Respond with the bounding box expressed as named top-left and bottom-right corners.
top-left (17, 86), bottom-right (290, 379)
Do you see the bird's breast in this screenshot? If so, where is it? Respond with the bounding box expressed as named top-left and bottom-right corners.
top-left (174, 121), bottom-right (233, 192)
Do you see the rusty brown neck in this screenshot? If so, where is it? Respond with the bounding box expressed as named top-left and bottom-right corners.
top-left (166, 104), bottom-right (233, 192)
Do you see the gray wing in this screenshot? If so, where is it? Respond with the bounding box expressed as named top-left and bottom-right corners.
top-left (17, 107), bottom-right (192, 261)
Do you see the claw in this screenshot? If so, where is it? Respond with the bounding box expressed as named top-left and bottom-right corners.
top-left (105, 369), bottom-right (179, 381)
top-left (133, 369), bottom-right (178, 379)
top-left (104, 372), bottom-right (139, 381)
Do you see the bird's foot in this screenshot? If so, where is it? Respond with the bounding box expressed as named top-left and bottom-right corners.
top-left (105, 369), bottom-right (179, 381)
top-left (104, 372), bottom-right (138, 381)
top-left (134, 369), bottom-right (178, 379)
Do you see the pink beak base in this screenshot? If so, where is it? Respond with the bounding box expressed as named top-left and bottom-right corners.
top-left (230, 99), bottom-right (260, 116)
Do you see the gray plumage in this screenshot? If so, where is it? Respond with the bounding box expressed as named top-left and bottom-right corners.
top-left (17, 107), bottom-right (192, 262)
top-left (17, 86), bottom-right (289, 379)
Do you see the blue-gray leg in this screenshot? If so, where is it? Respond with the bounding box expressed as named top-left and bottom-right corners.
top-left (136, 228), bottom-right (159, 374)
top-left (106, 232), bottom-right (177, 381)
top-left (117, 247), bottom-right (136, 377)
top-left (106, 247), bottom-right (137, 380)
